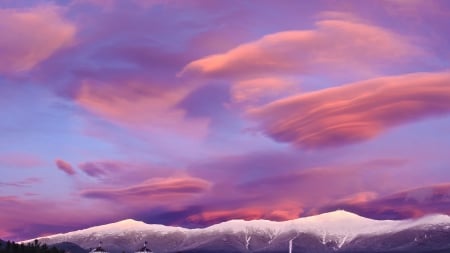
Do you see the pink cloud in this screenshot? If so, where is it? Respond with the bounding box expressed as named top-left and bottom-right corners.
top-left (249, 71), bottom-right (450, 148)
top-left (76, 80), bottom-right (209, 138)
top-left (0, 6), bottom-right (76, 74)
top-left (180, 15), bottom-right (420, 79)
top-left (187, 207), bottom-right (265, 223)
top-left (81, 176), bottom-right (211, 204)
top-left (55, 159), bottom-right (76, 175)
top-left (187, 203), bottom-right (303, 225)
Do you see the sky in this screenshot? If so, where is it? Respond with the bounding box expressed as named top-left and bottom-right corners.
top-left (1, 0), bottom-right (450, 241)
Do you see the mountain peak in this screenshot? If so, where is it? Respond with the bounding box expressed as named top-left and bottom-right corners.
top-left (316, 209), bottom-right (368, 220)
top-left (114, 218), bottom-right (144, 224)
top-left (91, 218), bottom-right (152, 231)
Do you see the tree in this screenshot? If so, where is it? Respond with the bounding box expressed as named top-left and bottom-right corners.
top-left (0, 240), bottom-right (65, 253)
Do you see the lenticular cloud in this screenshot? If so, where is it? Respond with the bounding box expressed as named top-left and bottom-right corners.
top-left (249, 72), bottom-right (450, 148)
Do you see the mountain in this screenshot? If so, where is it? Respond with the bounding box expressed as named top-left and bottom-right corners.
top-left (22, 210), bottom-right (450, 253)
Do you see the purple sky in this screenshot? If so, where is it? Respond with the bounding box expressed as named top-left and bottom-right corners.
top-left (1, 0), bottom-right (450, 241)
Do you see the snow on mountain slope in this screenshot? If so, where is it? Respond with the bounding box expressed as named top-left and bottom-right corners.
top-left (195, 210), bottom-right (450, 249)
top-left (28, 218), bottom-right (189, 242)
top-left (21, 210), bottom-right (450, 252)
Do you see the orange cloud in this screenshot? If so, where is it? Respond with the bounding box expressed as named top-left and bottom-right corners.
top-left (249, 71), bottom-right (450, 148)
top-left (0, 6), bottom-right (75, 74)
top-left (180, 16), bottom-right (420, 79)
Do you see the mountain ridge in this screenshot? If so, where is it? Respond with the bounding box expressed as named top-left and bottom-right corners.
top-left (26, 210), bottom-right (450, 240)
top-left (21, 210), bottom-right (450, 253)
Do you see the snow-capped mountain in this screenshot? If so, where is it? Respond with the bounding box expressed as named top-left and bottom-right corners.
top-left (22, 210), bottom-right (450, 253)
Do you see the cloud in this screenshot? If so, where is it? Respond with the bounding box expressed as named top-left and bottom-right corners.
top-left (317, 183), bottom-right (450, 220)
top-left (232, 158), bottom-right (408, 210)
top-left (81, 176), bottom-right (211, 203)
top-left (76, 80), bottom-right (210, 138)
top-left (249, 71), bottom-right (450, 149)
top-left (187, 207), bottom-right (264, 223)
top-left (186, 205), bottom-right (303, 225)
top-left (0, 6), bottom-right (76, 74)
top-left (55, 159), bottom-right (76, 175)
top-left (188, 150), bottom-right (408, 222)
top-left (1, 1), bottom-right (449, 241)
top-left (180, 16), bottom-right (420, 79)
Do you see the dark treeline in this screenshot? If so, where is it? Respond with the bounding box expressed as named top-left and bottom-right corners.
top-left (0, 240), bottom-right (65, 253)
